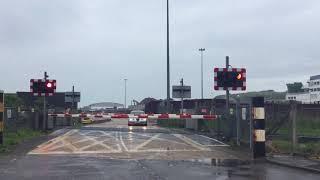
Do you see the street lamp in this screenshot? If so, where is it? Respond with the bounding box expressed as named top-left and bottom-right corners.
top-left (124, 79), bottom-right (127, 108)
top-left (166, 0), bottom-right (170, 112)
top-left (199, 48), bottom-right (205, 99)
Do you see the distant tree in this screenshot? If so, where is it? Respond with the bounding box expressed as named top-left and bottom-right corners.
top-left (4, 94), bottom-right (25, 108)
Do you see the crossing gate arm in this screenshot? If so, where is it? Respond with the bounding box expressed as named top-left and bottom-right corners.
top-left (48, 113), bottom-right (218, 120)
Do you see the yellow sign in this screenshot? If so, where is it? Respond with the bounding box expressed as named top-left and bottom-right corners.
top-left (0, 103), bottom-right (3, 112)
top-left (255, 129), bottom-right (265, 142)
top-left (0, 121), bottom-right (3, 132)
top-left (253, 107), bottom-right (265, 120)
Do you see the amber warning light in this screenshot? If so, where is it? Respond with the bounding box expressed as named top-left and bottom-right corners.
top-left (236, 73), bottom-right (242, 80)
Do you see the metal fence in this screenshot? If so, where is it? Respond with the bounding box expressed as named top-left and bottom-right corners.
top-left (4, 107), bottom-right (77, 133)
top-left (156, 100), bottom-right (320, 155)
top-left (265, 102), bottom-right (320, 155)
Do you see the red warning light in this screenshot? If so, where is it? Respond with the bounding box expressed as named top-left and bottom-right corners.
top-left (46, 82), bottom-right (53, 88)
top-left (236, 73), bottom-right (242, 80)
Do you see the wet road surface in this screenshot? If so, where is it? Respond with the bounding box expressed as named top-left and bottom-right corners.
top-left (0, 119), bottom-right (320, 179)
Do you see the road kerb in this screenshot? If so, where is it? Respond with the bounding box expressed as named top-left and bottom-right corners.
top-left (266, 157), bottom-right (320, 174)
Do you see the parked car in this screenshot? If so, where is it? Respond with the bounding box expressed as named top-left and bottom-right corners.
top-left (81, 117), bottom-right (93, 124)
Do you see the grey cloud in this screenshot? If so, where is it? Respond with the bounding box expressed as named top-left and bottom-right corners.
top-left (0, 0), bottom-right (319, 106)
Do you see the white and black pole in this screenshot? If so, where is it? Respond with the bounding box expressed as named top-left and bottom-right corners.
top-left (252, 97), bottom-right (266, 158)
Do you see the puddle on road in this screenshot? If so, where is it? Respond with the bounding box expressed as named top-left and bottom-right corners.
top-left (189, 158), bottom-right (251, 167)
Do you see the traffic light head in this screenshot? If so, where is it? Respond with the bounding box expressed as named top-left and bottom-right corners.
top-left (214, 68), bottom-right (246, 91)
top-left (30, 79), bottom-right (56, 96)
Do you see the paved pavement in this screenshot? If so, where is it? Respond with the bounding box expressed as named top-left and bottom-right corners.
top-left (267, 154), bottom-right (320, 173)
top-left (1, 119), bottom-right (320, 179)
top-left (29, 119), bottom-right (234, 160)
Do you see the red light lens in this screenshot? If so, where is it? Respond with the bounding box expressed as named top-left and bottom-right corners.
top-left (46, 83), bottom-right (53, 88)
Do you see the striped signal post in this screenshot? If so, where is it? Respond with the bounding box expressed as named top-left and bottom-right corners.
top-left (252, 97), bottom-right (266, 158)
top-left (0, 90), bottom-right (4, 145)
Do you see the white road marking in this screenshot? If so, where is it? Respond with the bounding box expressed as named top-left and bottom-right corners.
top-left (128, 149), bottom-right (210, 153)
top-left (33, 129), bottom-right (78, 150)
top-left (119, 131), bottom-right (129, 152)
top-left (196, 134), bottom-right (229, 146)
top-left (29, 128), bottom-right (229, 155)
top-left (82, 135), bottom-right (114, 151)
top-left (173, 134), bottom-right (210, 151)
top-left (132, 134), bottom-right (161, 151)
top-left (132, 133), bottom-right (187, 145)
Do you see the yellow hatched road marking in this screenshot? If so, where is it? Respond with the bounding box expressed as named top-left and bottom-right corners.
top-left (173, 134), bottom-right (210, 151)
top-left (132, 134), bottom-right (161, 151)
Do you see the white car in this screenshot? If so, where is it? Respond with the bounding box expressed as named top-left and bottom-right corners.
top-left (128, 110), bottom-right (147, 126)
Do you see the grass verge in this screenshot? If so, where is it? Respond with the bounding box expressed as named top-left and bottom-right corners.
top-left (0, 128), bottom-right (44, 154)
top-left (270, 139), bottom-right (320, 157)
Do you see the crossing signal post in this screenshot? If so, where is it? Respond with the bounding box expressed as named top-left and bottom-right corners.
top-left (214, 57), bottom-right (246, 139)
top-left (30, 72), bottom-right (56, 130)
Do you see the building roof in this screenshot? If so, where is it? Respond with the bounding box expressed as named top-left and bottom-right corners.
top-left (310, 75), bottom-right (320, 80)
top-left (89, 102), bottom-right (124, 108)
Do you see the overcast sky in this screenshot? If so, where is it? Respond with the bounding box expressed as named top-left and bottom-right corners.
top-left (1, 0), bottom-right (319, 106)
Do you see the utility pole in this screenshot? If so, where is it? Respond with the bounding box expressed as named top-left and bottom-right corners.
top-left (199, 48), bottom-right (205, 99)
top-left (180, 78), bottom-right (184, 113)
top-left (124, 79), bottom-right (127, 109)
top-left (43, 71), bottom-right (49, 130)
top-left (226, 56), bottom-right (230, 114)
top-left (71, 85), bottom-right (75, 113)
top-left (225, 56), bottom-right (232, 138)
top-left (166, 0), bottom-right (171, 113)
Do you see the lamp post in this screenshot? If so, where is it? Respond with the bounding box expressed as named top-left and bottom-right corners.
top-left (124, 79), bottom-right (127, 109)
top-left (166, 0), bottom-right (171, 112)
top-left (199, 48), bottom-right (205, 99)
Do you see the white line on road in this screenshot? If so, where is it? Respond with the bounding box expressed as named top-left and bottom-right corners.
top-left (196, 134), bottom-right (229, 146)
top-left (131, 133), bottom-right (187, 145)
top-left (119, 131), bottom-right (129, 152)
top-left (133, 134), bottom-right (161, 151)
top-left (173, 134), bottom-right (210, 151)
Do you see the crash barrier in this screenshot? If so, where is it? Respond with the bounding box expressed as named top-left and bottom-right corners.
top-left (48, 113), bottom-right (218, 120)
top-left (252, 97), bottom-right (266, 159)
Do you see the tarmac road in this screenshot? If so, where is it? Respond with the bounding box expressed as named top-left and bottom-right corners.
top-left (0, 119), bottom-right (319, 180)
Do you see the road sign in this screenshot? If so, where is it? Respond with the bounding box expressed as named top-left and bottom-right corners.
top-left (214, 68), bottom-right (246, 91)
top-left (30, 79), bottom-right (56, 96)
top-left (0, 90), bottom-right (4, 145)
top-left (7, 109), bottom-right (12, 119)
top-left (65, 92), bottom-right (81, 103)
top-left (172, 85), bottom-right (191, 98)
top-left (241, 108), bottom-right (247, 120)
top-left (201, 108), bottom-right (208, 113)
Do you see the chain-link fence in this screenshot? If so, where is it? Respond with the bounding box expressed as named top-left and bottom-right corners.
top-left (154, 99), bottom-right (320, 156)
top-left (266, 102), bottom-right (320, 156)
top-left (4, 107), bottom-right (80, 133)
